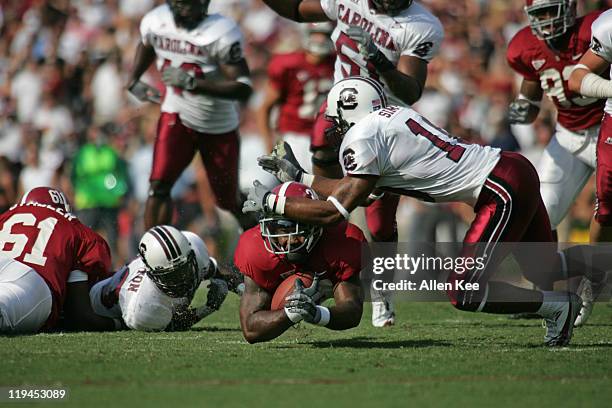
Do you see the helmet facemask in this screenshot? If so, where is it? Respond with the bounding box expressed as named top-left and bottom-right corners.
top-left (140, 247), bottom-right (199, 298)
top-left (260, 217), bottom-right (323, 263)
top-left (525, 0), bottom-right (576, 41)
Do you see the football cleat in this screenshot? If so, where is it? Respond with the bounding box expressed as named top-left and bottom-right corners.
top-left (543, 292), bottom-right (582, 347)
top-left (574, 276), bottom-right (608, 327)
top-left (371, 290), bottom-right (395, 327)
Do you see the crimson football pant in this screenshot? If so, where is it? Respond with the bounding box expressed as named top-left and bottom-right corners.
top-left (595, 114), bottom-right (612, 226)
top-left (447, 152), bottom-right (563, 313)
top-left (150, 112), bottom-right (240, 214)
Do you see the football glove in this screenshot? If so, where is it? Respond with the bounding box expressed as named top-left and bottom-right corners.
top-left (206, 278), bottom-right (229, 311)
top-left (508, 99), bottom-right (534, 124)
top-left (284, 276), bottom-right (323, 324)
top-left (242, 180), bottom-right (272, 214)
top-left (346, 25), bottom-right (378, 59)
top-left (162, 66), bottom-right (196, 90)
top-left (258, 141), bottom-right (307, 183)
top-left (127, 80), bottom-right (161, 103)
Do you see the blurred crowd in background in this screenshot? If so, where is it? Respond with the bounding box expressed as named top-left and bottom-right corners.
top-left (0, 0), bottom-right (610, 266)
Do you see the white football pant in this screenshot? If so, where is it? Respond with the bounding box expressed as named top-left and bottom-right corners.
top-left (538, 123), bottom-right (598, 228)
top-left (0, 258), bottom-right (52, 333)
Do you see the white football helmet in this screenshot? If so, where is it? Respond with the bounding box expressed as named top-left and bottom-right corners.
top-left (138, 225), bottom-right (199, 298)
top-left (325, 76), bottom-right (388, 139)
top-left (181, 230), bottom-right (212, 280)
top-left (525, 0), bottom-right (576, 41)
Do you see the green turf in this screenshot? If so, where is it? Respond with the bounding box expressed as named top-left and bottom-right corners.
top-left (1, 295), bottom-right (611, 407)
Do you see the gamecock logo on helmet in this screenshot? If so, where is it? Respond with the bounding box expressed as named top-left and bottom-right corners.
top-left (339, 88), bottom-right (359, 110)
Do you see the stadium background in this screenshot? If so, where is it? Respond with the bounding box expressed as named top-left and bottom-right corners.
top-left (0, 0), bottom-right (610, 266)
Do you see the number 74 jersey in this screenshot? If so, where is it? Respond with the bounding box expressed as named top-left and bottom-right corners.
top-left (339, 105), bottom-right (500, 205)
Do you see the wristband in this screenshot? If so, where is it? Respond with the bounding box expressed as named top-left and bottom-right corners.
top-left (580, 72), bottom-right (612, 98)
top-left (368, 191), bottom-right (385, 201)
top-left (301, 173), bottom-right (315, 187)
top-left (315, 306), bottom-right (331, 326)
top-left (327, 196), bottom-right (350, 219)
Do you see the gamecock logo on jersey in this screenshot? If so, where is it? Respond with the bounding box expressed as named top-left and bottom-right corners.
top-left (339, 88), bottom-right (358, 110)
top-left (342, 148), bottom-right (357, 172)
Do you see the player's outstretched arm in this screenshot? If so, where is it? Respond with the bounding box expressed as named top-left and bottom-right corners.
top-left (326, 275), bottom-right (363, 330)
top-left (381, 55), bottom-right (428, 105)
top-left (127, 42), bottom-right (156, 90)
top-left (508, 79), bottom-right (543, 125)
top-left (64, 281), bottom-right (122, 332)
top-left (568, 50), bottom-right (612, 98)
top-left (260, 0), bottom-right (329, 22)
top-left (239, 276), bottom-right (294, 344)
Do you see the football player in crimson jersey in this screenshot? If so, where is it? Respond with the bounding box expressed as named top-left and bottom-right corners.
top-left (0, 187), bottom-right (116, 333)
top-left (248, 77), bottom-right (612, 346)
top-left (127, 0), bottom-right (253, 230)
top-left (256, 23), bottom-right (335, 173)
top-left (237, 182), bottom-right (364, 344)
top-left (507, 1), bottom-right (604, 236)
top-left (258, 0), bottom-right (443, 327)
top-left (507, 1), bottom-right (606, 326)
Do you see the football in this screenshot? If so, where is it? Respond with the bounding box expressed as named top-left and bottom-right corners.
top-left (270, 273), bottom-right (314, 310)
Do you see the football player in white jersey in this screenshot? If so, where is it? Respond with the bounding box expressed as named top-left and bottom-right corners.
top-left (90, 226), bottom-right (232, 331)
top-left (127, 0), bottom-right (253, 230)
top-left (259, 0), bottom-right (444, 327)
top-left (246, 77), bottom-right (605, 346)
top-left (568, 8), bottom-right (612, 324)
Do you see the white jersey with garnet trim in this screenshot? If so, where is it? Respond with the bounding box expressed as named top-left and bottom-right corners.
top-left (320, 0), bottom-right (443, 106)
top-left (339, 105), bottom-right (501, 204)
top-left (590, 8), bottom-right (612, 115)
top-left (91, 257), bottom-right (190, 331)
top-left (140, 4), bottom-right (245, 133)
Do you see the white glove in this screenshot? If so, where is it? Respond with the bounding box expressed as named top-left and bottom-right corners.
top-left (257, 142), bottom-right (308, 183)
top-left (346, 25), bottom-right (378, 59)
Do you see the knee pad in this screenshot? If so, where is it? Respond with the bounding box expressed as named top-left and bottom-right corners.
top-left (148, 180), bottom-right (172, 199)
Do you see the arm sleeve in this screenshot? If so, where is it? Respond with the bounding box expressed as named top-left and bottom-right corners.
top-left (341, 139), bottom-right (380, 176)
top-left (506, 35), bottom-right (539, 81)
top-left (211, 21), bottom-right (246, 64)
top-left (590, 13), bottom-right (612, 63)
top-left (76, 228), bottom-right (113, 282)
top-left (139, 13), bottom-right (153, 46)
top-left (320, 0), bottom-right (338, 21)
top-left (398, 20), bottom-right (444, 63)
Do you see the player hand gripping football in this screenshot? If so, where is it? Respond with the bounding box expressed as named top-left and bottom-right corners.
top-left (257, 141), bottom-right (309, 184)
top-left (284, 275), bottom-right (324, 324)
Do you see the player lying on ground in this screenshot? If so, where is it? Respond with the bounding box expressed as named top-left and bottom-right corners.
top-left (246, 77), bottom-right (611, 347)
top-left (0, 187), bottom-right (117, 333)
top-left (90, 225), bottom-right (239, 331)
top-left (237, 182), bottom-right (363, 344)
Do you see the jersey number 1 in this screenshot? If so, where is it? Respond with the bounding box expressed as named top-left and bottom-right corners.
top-left (0, 214), bottom-right (58, 266)
top-left (406, 119), bottom-right (466, 162)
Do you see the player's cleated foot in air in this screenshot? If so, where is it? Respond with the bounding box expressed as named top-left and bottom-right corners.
top-left (574, 276), bottom-right (608, 327)
top-left (543, 293), bottom-right (582, 347)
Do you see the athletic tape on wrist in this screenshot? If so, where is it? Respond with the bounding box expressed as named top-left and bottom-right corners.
top-left (301, 173), bottom-right (315, 187)
top-left (316, 306), bottom-right (331, 326)
top-left (326, 196), bottom-right (350, 219)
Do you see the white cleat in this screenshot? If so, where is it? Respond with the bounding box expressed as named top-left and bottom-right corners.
top-left (543, 292), bottom-right (582, 347)
top-left (574, 278), bottom-right (593, 328)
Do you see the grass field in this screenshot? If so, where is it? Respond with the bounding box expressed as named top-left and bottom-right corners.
top-left (2, 294), bottom-right (612, 408)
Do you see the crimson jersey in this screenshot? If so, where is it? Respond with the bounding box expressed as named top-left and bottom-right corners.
top-left (234, 221), bottom-right (365, 293)
top-left (268, 51), bottom-right (334, 135)
top-left (507, 11), bottom-right (605, 131)
top-left (0, 202), bottom-right (112, 326)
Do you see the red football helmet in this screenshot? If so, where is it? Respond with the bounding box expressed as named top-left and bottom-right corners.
top-left (260, 182), bottom-right (323, 263)
top-left (20, 187), bottom-right (72, 213)
top-left (525, 0), bottom-right (576, 41)
top-left (371, 0), bottom-right (413, 16)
